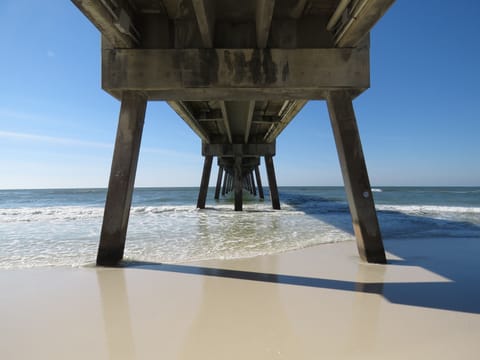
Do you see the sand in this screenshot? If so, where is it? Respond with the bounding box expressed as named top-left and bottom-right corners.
top-left (1, 237), bottom-right (479, 359)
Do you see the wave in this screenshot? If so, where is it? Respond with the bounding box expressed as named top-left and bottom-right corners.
top-left (0, 203), bottom-right (307, 223)
top-left (376, 204), bottom-right (480, 214)
top-left (2, 203), bottom-right (479, 224)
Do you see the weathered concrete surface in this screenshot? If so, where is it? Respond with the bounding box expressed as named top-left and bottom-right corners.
top-left (255, 165), bottom-right (265, 200)
top-left (265, 155), bottom-right (280, 210)
top-left (97, 91), bottom-right (147, 266)
top-left (197, 155), bottom-right (213, 209)
top-left (327, 90), bottom-right (386, 264)
top-left (102, 48), bottom-right (370, 101)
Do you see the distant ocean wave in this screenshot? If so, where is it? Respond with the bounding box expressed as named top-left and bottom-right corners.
top-left (376, 204), bottom-right (480, 215)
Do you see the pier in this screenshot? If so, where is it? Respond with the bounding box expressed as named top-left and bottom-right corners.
top-left (72, 0), bottom-right (395, 266)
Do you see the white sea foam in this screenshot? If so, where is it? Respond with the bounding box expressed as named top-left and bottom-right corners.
top-left (0, 203), bottom-right (353, 269)
top-left (376, 204), bottom-right (480, 215)
top-left (2, 189), bottom-right (479, 269)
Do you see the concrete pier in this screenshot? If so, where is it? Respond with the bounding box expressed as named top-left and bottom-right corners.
top-left (196, 155), bottom-right (213, 209)
top-left (214, 165), bottom-right (223, 200)
top-left (265, 155), bottom-right (281, 210)
top-left (234, 157), bottom-right (243, 211)
top-left (327, 91), bottom-right (386, 264)
top-left (255, 166), bottom-right (265, 200)
top-left (97, 92), bottom-right (146, 266)
top-left (73, 0), bottom-right (396, 265)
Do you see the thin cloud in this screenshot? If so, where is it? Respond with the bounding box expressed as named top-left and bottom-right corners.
top-left (0, 130), bottom-right (199, 160)
top-left (47, 50), bottom-right (55, 57)
top-left (0, 130), bottom-right (111, 149)
top-left (0, 108), bottom-right (47, 122)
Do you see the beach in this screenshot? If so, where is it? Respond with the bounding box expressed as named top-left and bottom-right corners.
top-left (1, 238), bottom-right (480, 359)
top-left (1, 187), bottom-right (480, 358)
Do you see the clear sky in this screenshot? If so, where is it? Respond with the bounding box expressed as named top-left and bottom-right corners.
top-left (1, 0), bottom-right (479, 189)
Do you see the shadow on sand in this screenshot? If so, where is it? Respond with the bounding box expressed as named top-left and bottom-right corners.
top-left (117, 191), bottom-right (480, 315)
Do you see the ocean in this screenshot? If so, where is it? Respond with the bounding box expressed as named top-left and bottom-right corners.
top-left (0, 187), bottom-right (479, 269)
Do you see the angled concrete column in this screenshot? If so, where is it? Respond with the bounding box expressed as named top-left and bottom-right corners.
top-left (197, 155), bottom-right (213, 209)
top-left (214, 165), bottom-right (224, 200)
top-left (264, 155), bottom-right (280, 210)
top-left (250, 171), bottom-right (257, 196)
top-left (228, 173), bottom-right (233, 193)
top-left (245, 174), bottom-right (252, 193)
top-left (255, 165), bottom-right (265, 200)
top-left (97, 91), bottom-right (147, 266)
top-left (234, 156), bottom-right (243, 211)
top-left (327, 90), bottom-right (386, 264)
top-left (221, 171), bottom-right (228, 196)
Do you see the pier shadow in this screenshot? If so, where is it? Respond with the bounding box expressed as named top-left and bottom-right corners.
top-left (121, 249), bottom-right (480, 315)
top-left (280, 190), bottom-right (480, 314)
top-left (116, 190), bottom-right (480, 315)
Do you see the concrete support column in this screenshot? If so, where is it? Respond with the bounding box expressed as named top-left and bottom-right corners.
top-left (250, 171), bottom-right (257, 196)
top-left (221, 171), bottom-right (228, 196)
top-left (327, 90), bottom-right (386, 264)
top-left (214, 165), bottom-right (224, 200)
top-left (228, 173), bottom-right (233, 193)
top-left (197, 155), bottom-right (213, 209)
top-left (234, 156), bottom-right (243, 211)
top-left (255, 165), bottom-right (264, 200)
top-left (97, 91), bottom-right (147, 266)
top-left (245, 174), bottom-right (251, 193)
top-left (265, 155), bottom-right (280, 210)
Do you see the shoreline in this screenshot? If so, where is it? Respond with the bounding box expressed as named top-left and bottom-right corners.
top-left (1, 238), bottom-right (479, 359)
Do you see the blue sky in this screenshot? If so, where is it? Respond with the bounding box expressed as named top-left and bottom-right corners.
top-left (0, 0), bottom-right (479, 189)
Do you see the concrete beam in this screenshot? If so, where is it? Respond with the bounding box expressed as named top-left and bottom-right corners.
top-left (97, 91), bottom-right (147, 266)
top-left (192, 0), bottom-right (215, 48)
top-left (203, 143), bottom-right (275, 157)
top-left (219, 101), bottom-right (233, 143)
top-left (290, 0), bottom-right (308, 19)
top-left (218, 157), bottom-right (260, 169)
top-left (72, 0), bottom-right (136, 48)
top-left (256, 0), bottom-right (275, 48)
top-left (335, 0), bottom-right (396, 47)
top-left (263, 100), bottom-right (307, 143)
top-left (244, 101), bottom-right (255, 144)
top-left (326, 90), bottom-right (386, 264)
top-left (167, 101), bottom-right (210, 143)
top-left (102, 48), bottom-right (370, 100)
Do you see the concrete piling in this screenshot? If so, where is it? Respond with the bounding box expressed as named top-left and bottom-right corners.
top-left (97, 91), bottom-right (147, 266)
top-left (327, 90), bottom-right (387, 264)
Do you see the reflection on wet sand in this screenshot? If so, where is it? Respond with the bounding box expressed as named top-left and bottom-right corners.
top-left (97, 269), bottom-right (135, 359)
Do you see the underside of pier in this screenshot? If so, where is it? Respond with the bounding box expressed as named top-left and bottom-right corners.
top-left (72, 0), bottom-right (395, 266)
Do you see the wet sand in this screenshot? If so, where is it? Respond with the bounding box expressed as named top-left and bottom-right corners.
top-left (1, 238), bottom-right (479, 359)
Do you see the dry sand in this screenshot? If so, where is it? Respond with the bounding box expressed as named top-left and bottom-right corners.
top-left (1, 237), bottom-right (479, 359)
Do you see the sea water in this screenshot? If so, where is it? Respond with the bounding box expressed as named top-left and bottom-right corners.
top-left (0, 187), bottom-right (479, 269)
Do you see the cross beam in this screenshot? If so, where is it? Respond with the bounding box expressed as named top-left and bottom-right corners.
top-left (102, 47), bottom-right (369, 101)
